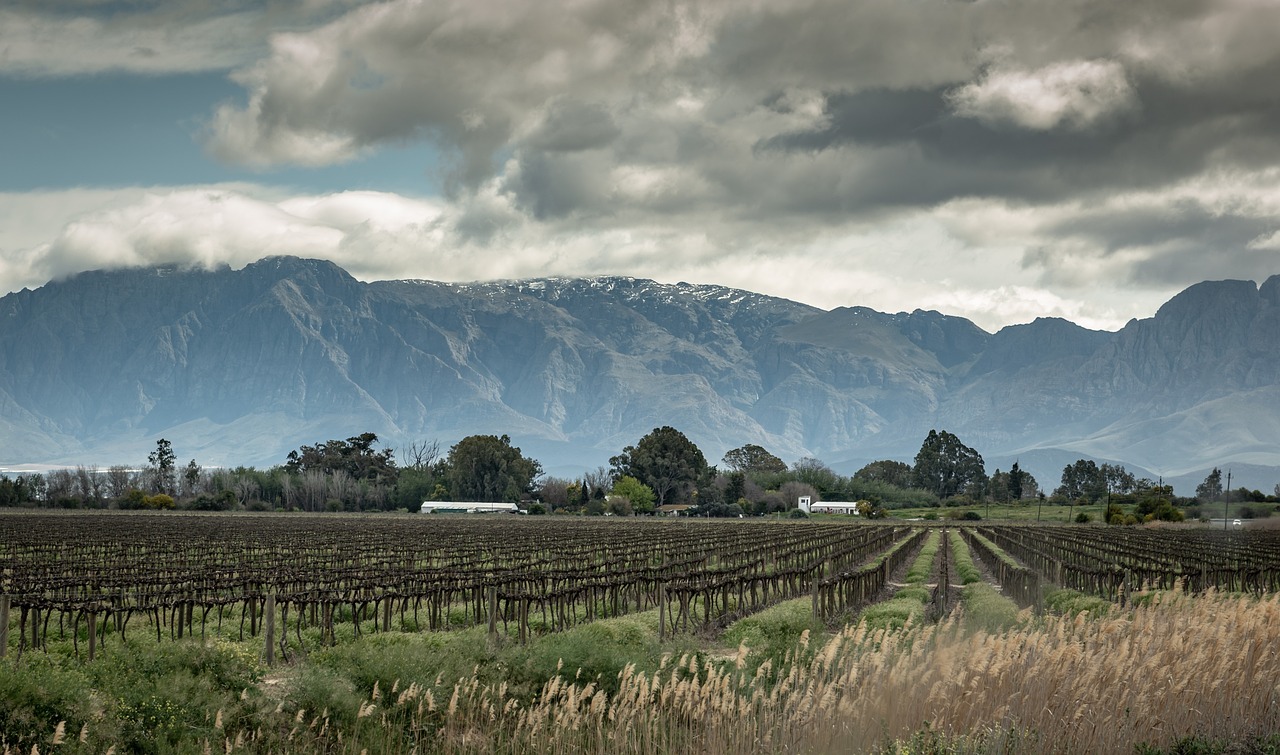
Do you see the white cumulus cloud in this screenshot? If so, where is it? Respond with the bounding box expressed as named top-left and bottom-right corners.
top-left (948, 58), bottom-right (1136, 131)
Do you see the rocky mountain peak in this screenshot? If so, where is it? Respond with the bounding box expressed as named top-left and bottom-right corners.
top-left (0, 259), bottom-right (1277, 493)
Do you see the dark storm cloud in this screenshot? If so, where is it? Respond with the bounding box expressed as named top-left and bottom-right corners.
top-left (762, 62), bottom-right (1280, 211)
top-left (523, 100), bottom-right (621, 153)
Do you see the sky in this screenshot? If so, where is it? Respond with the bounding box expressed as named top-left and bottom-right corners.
top-left (3, 0), bottom-right (1279, 332)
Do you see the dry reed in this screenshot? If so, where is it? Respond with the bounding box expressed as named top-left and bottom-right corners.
top-left (401, 588), bottom-right (1279, 754)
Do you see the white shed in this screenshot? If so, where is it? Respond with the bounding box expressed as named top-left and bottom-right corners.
top-left (420, 501), bottom-right (519, 514)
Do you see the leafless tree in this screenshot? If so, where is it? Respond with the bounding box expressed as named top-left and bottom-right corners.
top-left (86, 466), bottom-right (104, 503)
top-left (582, 466), bottom-right (612, 497)
top-left (278, 472), bottom-right (297, 510)
top-left (401, 438), bottom-right (442, 471)
top-left (538, 477), bottom-right (572, 509)
top-left (301, 470), bottom-right (327, 511)
top-left (233, 474), bottom-right (259, 507)
top-left (106, 466), bottom-right (134, 499)
top-left (73, 466), bottom-right (93, 500)
top-left (326, 470), bottom-right (355, 505)
top-left (45, 469), bottom-right (74, 502)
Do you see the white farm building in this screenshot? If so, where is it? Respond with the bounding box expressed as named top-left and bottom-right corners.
top-left (420, 501), bottom-right (520, 514)
top-left (797, 496), bottom-right (864, 515)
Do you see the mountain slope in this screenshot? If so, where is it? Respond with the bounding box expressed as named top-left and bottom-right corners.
top-left (0, 257), bottom-right (1277, 493)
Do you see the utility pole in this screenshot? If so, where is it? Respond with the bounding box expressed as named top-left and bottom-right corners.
top-left (1224, 469), bottom-right (1232, 531)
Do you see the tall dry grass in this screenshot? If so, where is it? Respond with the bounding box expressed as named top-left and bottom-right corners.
top-left (23, 588), bottom-right (1270, 754)
top-left (401, 588), bottom-right (1280, 754)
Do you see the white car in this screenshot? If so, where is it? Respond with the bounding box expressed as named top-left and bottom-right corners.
top-left (1232, 518), bottom-right (1243, 528)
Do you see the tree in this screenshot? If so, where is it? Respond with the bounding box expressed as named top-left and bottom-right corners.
top-left (400, 439), bottom-right (441, 471)
top-left (148, 439), bottom-right (177, 496)
top-left (582, 466), bottom-right (612, 501)
top-left (1008, 461), bottom-right (1033, 500)
top-left (182, 459), bottom-right (203, 498)
top-left (722, 471), bottom-right (746, 508)
top-left (721, 444), bottom-right (788, 476)
top-left (610, 476), bottom-right (656, 514)
top-left (779, 481), bottom-right (818, 510)
top-left (106, 466), bottom-right (133, 500)
top-left (537, 477), bottom-right (573, 510)
top-left (911, 430), bottom-right (988, 500)
top-left (987, 470), bottom-right (1012, 503)
top-left (792, 457), bottom-right (839, 492)
top-left (1056, 460), bottom-right (1106, 502)
top-left (1101, 463), bottom-right (1136, 495)
top-left (854, 460), bottom-right (914, 488)
top-left (610, 426), bottom-right (709, 506)
top-left (286, 432), bottom-right (398, 483)
top-left (856, 500), bottom-right (886, 519)
top-left (445, 434), bottom-right (542, 502)
top-left (1196, 468), bottom-right (1224, 501)
top-left (1136, 485), bottom-right (1184, 522)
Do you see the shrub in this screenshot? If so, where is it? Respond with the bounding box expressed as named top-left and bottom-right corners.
top-left (723, 599), bottom-right (824, 671)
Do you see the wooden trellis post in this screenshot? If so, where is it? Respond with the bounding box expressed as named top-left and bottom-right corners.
top-left (0, 594), bottom-right (9, 658)
top-left (263, 593), bottom-right (276, 666)
top-left (486, 587), bottom-right (498, 648)
top-left (87, 610), bottom-right (97, 662)
top-left (658, 583), bottom-right (667, 640)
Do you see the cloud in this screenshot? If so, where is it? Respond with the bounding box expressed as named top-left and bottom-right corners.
top-left (8, 0), bottom-right (1280, 335)
top-left (947, 59), bottom-right (1136, 131)
top-left (0, 182), bottom-right (1227, 333)
top-left (0, 1), bottom-right (369, 77)
top-left (0, 7), bottom-right (265, 76)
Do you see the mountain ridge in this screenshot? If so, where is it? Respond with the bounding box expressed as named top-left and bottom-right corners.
top-left (2, 257), bottom-right (1278, 495)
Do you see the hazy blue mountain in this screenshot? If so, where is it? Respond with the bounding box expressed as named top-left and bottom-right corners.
top-left (1, 257), bottom-right (1277, 494)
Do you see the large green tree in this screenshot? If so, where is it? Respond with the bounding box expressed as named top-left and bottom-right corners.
top-left (854, 459), bottom-right (914, 488)
top-left (610, 426), bottom-right (709, 506)
top-left (285, 432), bottom-right (398, 483)
top-left (445, 434), bottom-right (542, 502)
top-left (1196, 468), bottom-right (1224, 501)
top-left (1056, 459), bottom-right (1107, 501)
top-left (911, 430), bottom-right (988, 499)
top-left (721, 444), bottom-right (788, 476)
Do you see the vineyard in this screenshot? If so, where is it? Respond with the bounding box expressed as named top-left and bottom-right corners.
top-left (4, 512), bottom-right (1280, 753)
top-left (4, 514), bottom-right (1280, 664)
top-left (0, 513), bottom-right (921, 661)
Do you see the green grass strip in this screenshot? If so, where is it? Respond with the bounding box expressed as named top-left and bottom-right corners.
top-left (960, 582), bottom-right (1021, 635)
top-left (904, 530), bottom-right (941, 584)
top-left (967, 529), bottom-right (1024, 571)
top-left (948, 529), bottom-right (982, 585)
top-left (860, 531), bottom-right (941, 630)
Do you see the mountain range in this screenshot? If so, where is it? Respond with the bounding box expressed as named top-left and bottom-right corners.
top-left (1, 256), bottom-right (1277, 495)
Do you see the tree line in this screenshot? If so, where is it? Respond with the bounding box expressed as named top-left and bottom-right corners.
top-left (2, 427), bottom-right (1278, 517)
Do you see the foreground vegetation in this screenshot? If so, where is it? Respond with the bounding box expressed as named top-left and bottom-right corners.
top-left (3, 586), bottom-right (1276, 754)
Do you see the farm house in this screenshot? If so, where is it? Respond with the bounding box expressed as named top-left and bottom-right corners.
top-left (419, 501), bottom-right (520, 514)
top-left (809, 502), bottom-right (863, 515)
top-left (797, 496), bottom-right (863, 515)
